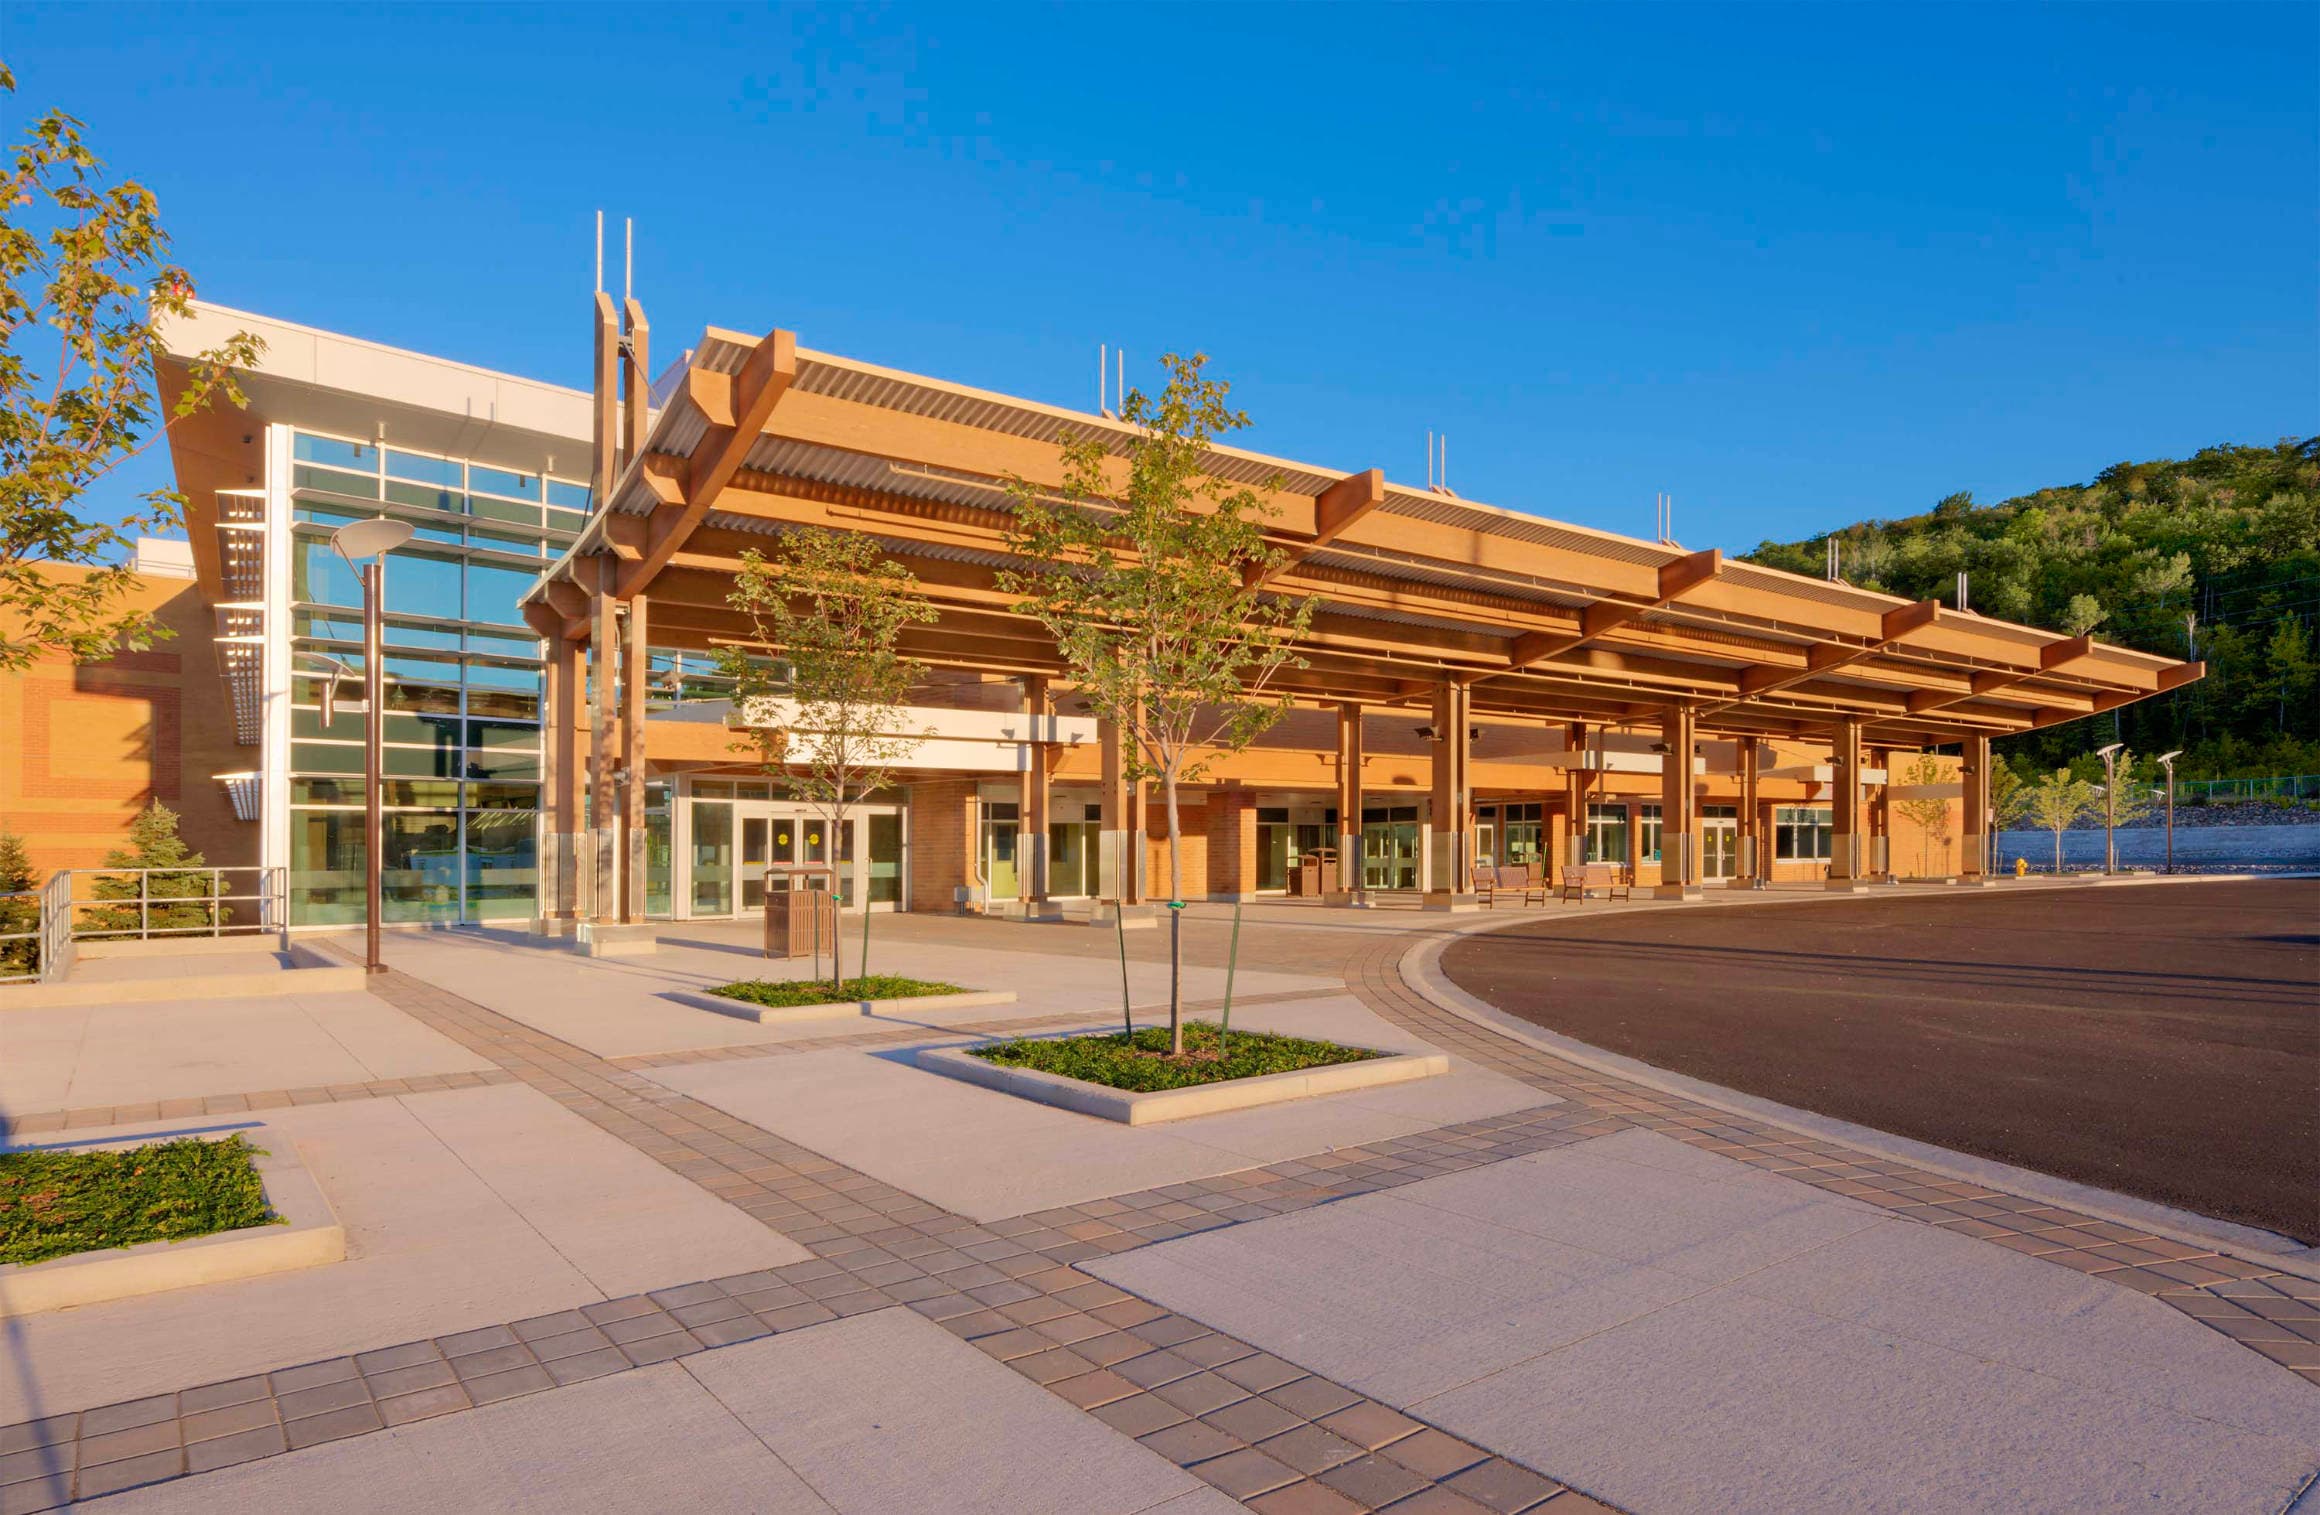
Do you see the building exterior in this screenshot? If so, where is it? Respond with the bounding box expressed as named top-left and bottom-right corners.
top-left (137, 299), bottom-right (2200, 932)
top-left (0, 550), bottom-right (250, 877)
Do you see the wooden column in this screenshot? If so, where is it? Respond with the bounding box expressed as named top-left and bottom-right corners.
top-left (620, 297), bottom-right (650, 475)
top-left (1020, 676), bottom-right (1051, 908)
top-left (589, 558), bottom-right (619, 920)
top-left (1559, 721), bottom-right (1589, 883)
top-left (1424, 677), bottom-right (1474, 908)
top-left (1653, 703), bottom-right (1701, 899)
top-left (1867, 744), bottom-right (1891, 881)
top-left (1097, 713), bottom-right (1143, 906)
top-left (543, 632), bottom-right (585, 925)
top-left (619, 594), bottom-right (649, 923)
top-left (1737, 735), bottom-right (1762, 886)
top-left (1960, 733), bottom-right (1992, 883)
top-left (1332, 701), bottom-right (1364, 902)
top-left (591, 294), bottom-right (618, 509)
top-left (1827, 717), bottom-right (1866, 890)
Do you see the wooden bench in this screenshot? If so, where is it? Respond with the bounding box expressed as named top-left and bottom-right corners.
top-left (1558, 862), bottom-right (1632, 902)
top-left (1471, 863), bottom-right (1547, 908)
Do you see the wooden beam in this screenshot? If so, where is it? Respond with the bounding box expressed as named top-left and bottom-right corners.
top-left (1249, 468), bottom-right (1383, 588)
top-left (1494, 549), bottom-right (1722, 675)
top-left (617, 330), bottom-right (797, 598)
top-left (1700, 598), bottom-right (1941, 718)
top-left (602, 513), bottom-right (651, 561)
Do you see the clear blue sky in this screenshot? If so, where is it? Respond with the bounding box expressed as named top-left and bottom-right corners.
top-left (9, 3), bottom-right (2315, 550)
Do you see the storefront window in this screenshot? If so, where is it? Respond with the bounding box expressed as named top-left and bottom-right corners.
top-left (1584, 803), bottom-right (1630, 868)
top-left (1775, 806), bottom-right (1834, 861)
top-left (1638, 803), bottom-right (1663, 864)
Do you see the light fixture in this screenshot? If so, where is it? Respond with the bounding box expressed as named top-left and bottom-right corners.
top-left (331, 516), bottom-right (414, 565)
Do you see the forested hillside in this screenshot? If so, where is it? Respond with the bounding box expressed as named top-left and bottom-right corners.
top-left (1743, 439), bottom-right (2319, 779)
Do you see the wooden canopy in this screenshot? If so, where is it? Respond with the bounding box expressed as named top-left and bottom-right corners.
top-left (520, 322), bottom-right (2202, 747)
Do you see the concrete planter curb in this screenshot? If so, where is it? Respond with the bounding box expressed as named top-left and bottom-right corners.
top-left (0, 1126), bottom-right (346, 1317)
top-left (0, 943), bottom-right (365, 1009)
top-left (672, 988), bottom-right (1017, 1026)
top-left (913, 1042), bottom-right (1449, 1125)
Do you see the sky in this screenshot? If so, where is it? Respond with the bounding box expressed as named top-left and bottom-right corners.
top-left (8, 3), bottom-right (2316, 552)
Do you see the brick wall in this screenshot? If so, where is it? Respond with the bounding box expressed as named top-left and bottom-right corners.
top-left (905, 779), bottom-right (981, 912)
top-left (0, 568), bottom-right (251, 879)
top-left (1145, 795), bottom-right (1209, 902)
top-left (1204, 790), bottom-right (1258, 899)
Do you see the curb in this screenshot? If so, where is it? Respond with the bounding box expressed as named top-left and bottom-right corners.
top-left (1393, 912), bottom-right (2320, 1282)
top-left (670, 988), bottom-right (1018, 1026)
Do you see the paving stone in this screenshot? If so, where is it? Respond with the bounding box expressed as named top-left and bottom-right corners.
top-left (1247, 1479), bottom-right (1369, 1515)
top-left (1318, 1451), bottom-right (1435, 1507)
top-left (179, 1400), bottom-right (278, 1445)
top-left (1192, 1446), bottom-right (1305, 1499)
top-left (71, 1449), bottom-right (183, 1501)
top-left (1444, 1458), bottom-right (1567, 1513)
top-left (1089, 1394), bottom-right (1189, 1439)
top-left (182, 1424), bottom-right (289, 1474)
top-left (1386, 1428), bottom-right (1491, 1480)
top-left (282, 1402), bottom-right (383, 1451)
top-left (1320, 1401), bottom-right (1427, 1450)
top-left (1137, 1418), bottom-right (1244, 1465)
top-left (375, 1384), bottom-right (473, 1426)
top-left (79, 1397), bottom-right (176, 1438)
top-left (75, 1421), bottom-right (180, 1468)
top-left (1258, 1424), bottom-right (1368, 1477)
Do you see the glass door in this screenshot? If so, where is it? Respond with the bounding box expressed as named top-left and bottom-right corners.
top-left (867, 813), bottom-right (904, 906)
top-left (1362, 806), bottom-right (1420, 890)
top-left (1702, 805), bottom-right (1739, 881)
top-left (691, 800), bottom-right (733, 916)
top-left (981, 800), bottom-right (1021, 901)
top-left (740, 812), bottom-right (796, 912)
top-left (1048, 818), bottom-right (1098, 898)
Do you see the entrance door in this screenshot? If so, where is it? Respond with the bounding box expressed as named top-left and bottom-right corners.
top-left (1361, 807), bottom-right (1420, 890)
top-left (740, 813), bottom-right (796, 911)
top-left (1702, 805), bottom-right (1739, 881)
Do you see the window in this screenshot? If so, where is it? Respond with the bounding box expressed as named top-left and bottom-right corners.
top-left (546, 479), bottom-right (592, 512)
top-left (464, 562), bottom-right (540, 627)
top-left (1775, 805), bottom-right (1834, 861)
top-left (1584, 803), bottom-right (1629, 867)
top-left (1638, 803), bottom-right (1663, 864)
top-left (295, 435), bottom-right (376, 470)
top-left (384, 551), bottom-right (464, 621)
top-left (468, 464), bottom-right (539, 501)
top-left (291, 538), bottom-right (364, 609)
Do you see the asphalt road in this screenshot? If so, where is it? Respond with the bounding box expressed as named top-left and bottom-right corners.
top-left (1439, 878), bottom-right (2320, 1244)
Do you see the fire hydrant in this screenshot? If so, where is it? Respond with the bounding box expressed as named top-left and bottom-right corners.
top-left (2014, 857), bottom-right (2029, 878)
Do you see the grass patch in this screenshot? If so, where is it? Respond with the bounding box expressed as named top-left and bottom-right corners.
top-left (970, 1020), bottom-right (1381, 1093)
top-left (0, 1134), bottom-right (278, 1266)
top-left (708, 974), bottom-right (968, 1008)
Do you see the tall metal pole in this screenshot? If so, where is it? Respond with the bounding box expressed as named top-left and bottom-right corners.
top-left (363, 560), bottom-right (385, 974)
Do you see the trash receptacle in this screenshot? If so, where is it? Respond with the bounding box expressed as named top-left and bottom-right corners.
top-left (1292, 847), bottom-right (1336, 898)
top-left (762, 864), bottom-right (838, 959)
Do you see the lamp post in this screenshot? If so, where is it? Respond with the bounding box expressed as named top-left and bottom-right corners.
top-left (331, 517), bottom-right (415, 973)
top-left (2094, 742), bottom-right (2124, 875)
top-left (2156, 750), bottom-right (2182, 875)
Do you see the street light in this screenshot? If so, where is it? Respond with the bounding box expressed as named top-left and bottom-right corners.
top-left (2094, 742), bottom-right (2124, 875)
top-left (2156, 750), bottom-right (2183, 875)
top-left (331, 517), bottom-right (414, 973)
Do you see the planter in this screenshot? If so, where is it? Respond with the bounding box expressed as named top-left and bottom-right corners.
top-left (914, 1042), bottom-right (1449, 1125)
top-left (670, 988), bottom-right (1018, 1026)
top-left (0, 1128), bottom-right (344, 1317)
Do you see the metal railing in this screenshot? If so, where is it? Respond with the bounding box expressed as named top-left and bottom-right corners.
top-left (0, 867), bottom-right (287, 986)
top-left (2171, 775), bottom-right (2320, 804)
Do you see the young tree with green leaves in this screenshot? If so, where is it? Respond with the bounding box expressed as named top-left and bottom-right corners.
top-left (2022, 769), bottom-right (2098, 875)
top-left (1891, 753), bottom-right (1954, 876)
top-left (718, 528), bottom-right (937, 992)
top-left (1000, 353), bottom-right (1313, 1055)
top-left (1, 65), bottom-right (263, 672)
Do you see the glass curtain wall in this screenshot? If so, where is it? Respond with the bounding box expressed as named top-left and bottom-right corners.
top-left (285, 430), bottom-right (588, 924)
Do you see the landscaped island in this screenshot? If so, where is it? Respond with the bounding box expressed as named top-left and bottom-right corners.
top-left (708, 975), bottom-right (968, 1009)
top-left (970, 1021), bottom-right (1380, 1093)
top-left (1, 1134), bottom-right (278, 1266)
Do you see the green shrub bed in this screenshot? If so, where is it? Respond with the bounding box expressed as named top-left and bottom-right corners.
top-left (708, 975), bottom-right (968, 1008)
top-left (970, 1021), bottom-right (1380, 1093)
top-left (1, 1134), bottom-right (278, 1266)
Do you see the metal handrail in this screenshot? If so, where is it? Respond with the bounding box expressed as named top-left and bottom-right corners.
top-left (59, 865), bottom-right (286, 941)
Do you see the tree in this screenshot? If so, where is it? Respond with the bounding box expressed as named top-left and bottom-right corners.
top-left (1, 64), bottom-right (263, 672)
top-left (718, 528), bottom-right (936, 992)
top-left (2021, 769), bottom-right (2098, 874)
top-left (2257, 618), bottom-right (2316, 734)
top-left (1891, 753), bottom-right (1953, 876)
top-left (87, 800), bottom-right (222, 934)
top-left (2059, 594), bottom-right (2107, 637)
top-left (0, 830), bottom-right (38, 978)
top-left (1000, 353), bottom-right (1313, 1055)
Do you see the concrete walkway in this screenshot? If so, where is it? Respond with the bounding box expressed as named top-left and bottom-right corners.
top-left (3, 888), bottom-right (2313, 1513)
